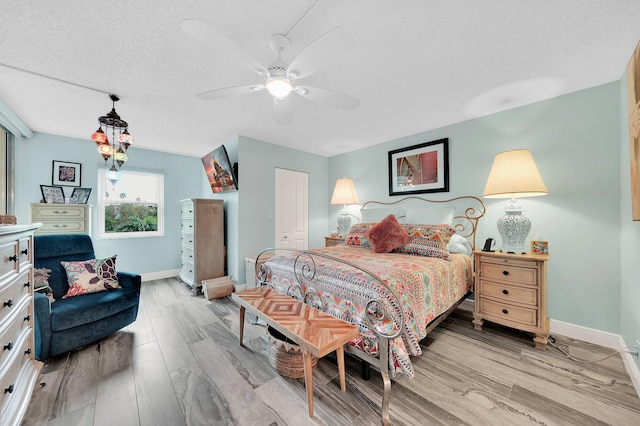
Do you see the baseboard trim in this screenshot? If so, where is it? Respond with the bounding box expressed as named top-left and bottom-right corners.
top-left (458, 301), bottom-right (640, 398)
top-left (141, 269), bottom-right (180, 282)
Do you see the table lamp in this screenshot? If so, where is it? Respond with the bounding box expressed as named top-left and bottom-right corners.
top-left (330, 178), bottom-right (359, 237)
top-left (483, 149), bottom-right (547, 253)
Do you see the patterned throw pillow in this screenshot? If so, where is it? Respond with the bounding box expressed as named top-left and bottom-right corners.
top-left (33, 268), bottom-right (52, 290)
top-left (345, 223), bottom-right (373, 249)
top-left (365, 214), bottom-right (411, 253)
top-left (394, 224), bottom-right (456, 259)
top-left (61, 255), bottom-right (121, 298)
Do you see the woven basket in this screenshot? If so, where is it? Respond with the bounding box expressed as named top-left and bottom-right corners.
top-left (267, 326), bottom-right (318, 378)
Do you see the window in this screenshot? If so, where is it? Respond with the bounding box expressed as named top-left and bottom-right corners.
top-left (97, 169), bottom-right (164, 238)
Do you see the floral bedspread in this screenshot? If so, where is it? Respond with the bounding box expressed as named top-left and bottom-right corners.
top-left (262, 246), bottom-right (473, 379)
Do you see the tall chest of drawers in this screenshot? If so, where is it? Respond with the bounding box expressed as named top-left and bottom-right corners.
top-left (472, 250), bottom-right (550, 350)
top-left (0, 224), bottom-right (42, 425)
top-left (30, 203), bottom-right (91, 235)
top-left (179, 199), bottom-right (225, 295)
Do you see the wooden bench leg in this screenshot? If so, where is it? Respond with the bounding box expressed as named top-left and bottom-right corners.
top-left (337, 345), bottom-right (347, 392)
top-left (239, 306), bottom-right (245, 347)
top-left (303, 349), bottom-right (314, 418)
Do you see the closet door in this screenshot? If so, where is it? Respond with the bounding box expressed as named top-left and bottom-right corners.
top-left (275, 168), bottom-right (308, 249)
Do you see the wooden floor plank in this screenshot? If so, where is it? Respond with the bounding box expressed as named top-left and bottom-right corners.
top-left (132, 341), bottom-right (187, 426)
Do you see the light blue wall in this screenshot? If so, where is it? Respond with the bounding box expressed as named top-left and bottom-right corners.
top-left (14, 132), bottom-right (204, 274)
top-left (236, 135), bottom-right (329, 284)
top-left (619, 70), bottom-right (640, 369)
top-left (329, 83), bottom-right (622, 334)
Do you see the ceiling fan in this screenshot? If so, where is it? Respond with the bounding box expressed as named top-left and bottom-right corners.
top-left (181, 19), bottom-right (360, 123)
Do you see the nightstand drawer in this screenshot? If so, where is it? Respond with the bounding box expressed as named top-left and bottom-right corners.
top-left (478, 297), bottom-right (537, 327)
top-left (325, 236), bottom-right (345, 247)
top-left (477, 280), bottom-right (537, 305)
top-left (480, 263), bottom-right (537, 286)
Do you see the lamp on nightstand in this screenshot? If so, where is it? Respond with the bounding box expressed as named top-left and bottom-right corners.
top-left (330, 178), bottom-right (359, 237)
top-left (483, 149), bottom-right (547, 254)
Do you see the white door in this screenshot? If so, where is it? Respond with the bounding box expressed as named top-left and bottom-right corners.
top-left (275, 168), bottom-right (308, 249)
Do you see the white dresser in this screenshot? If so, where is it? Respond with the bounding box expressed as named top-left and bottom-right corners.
top-left (0, 224), bottom-right (42, 425)
top-left (179, 199), bottom-right (225, 295)
top-left (30, 203), bottom-right (92, 235)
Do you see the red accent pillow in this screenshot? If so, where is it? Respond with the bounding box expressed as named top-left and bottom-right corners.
top-left (365, 214), bottom-right (411, 253)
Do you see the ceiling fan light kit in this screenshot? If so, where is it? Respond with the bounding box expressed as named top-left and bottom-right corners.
top-left (181, 19), bottom-right (360, 121)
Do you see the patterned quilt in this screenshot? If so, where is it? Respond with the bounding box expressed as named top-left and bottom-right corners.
top-left (262, 245), bottom-right (473, 379)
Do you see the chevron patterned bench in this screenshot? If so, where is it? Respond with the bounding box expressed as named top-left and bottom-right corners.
top-left (232, 286), bottom-right (360, 418)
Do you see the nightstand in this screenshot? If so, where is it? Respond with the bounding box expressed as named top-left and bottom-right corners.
top-left (472, 250), bottom-right (550, 350)
top-left (324, 236), bottom-right (346, 247)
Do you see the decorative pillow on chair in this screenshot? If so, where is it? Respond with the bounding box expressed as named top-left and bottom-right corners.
top-left (394, 224), bottom-right (456, 259)
top-left (345, 223), bottom-right (373, 249)
top-left (61, 255), bottom-right (121, 298)
top-left (34, 267), bottom-right (52, 290)
top-left (365, 214), bottom-right (411, 253)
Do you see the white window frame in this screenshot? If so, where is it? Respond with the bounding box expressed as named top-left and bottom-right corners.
top-left (97, 169), bottom-right (164, 239)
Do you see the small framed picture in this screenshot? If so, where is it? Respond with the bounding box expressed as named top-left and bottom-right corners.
top-left (40, 185), bottom-right (65, 204)
top-left (71, 187), bottom-right (92, 204)
top-left (531, 240), bottom-right (549, 255)
top-left (52, 160), bottom-right (81, 187)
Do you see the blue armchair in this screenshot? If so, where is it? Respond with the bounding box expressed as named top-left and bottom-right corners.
top-left (33, 234), bottom-right (141, 361)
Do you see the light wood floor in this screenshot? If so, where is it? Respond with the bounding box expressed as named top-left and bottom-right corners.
top-left (23, 277), bottom-right (640, 425)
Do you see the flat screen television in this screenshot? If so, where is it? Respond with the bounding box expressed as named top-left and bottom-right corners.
top-left (201, 145), bottom-right (238, 193)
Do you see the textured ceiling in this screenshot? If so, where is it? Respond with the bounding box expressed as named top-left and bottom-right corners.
top-left (1, 0), bottom-right (639, 158)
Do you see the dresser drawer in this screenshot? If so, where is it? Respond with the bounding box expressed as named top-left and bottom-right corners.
top-left (0, 332), bottom-right (34, 419)
top-left (181, 245), bottom-right (194, 263)
top-left (18, 237), bottom-right (32, 271)
top-left (181, 219), bottom-right (194, 233)
top-left (31, 205), bottom-right (86, 220)
top-left (181, 232), bottom-right (194, 247)
top-left (0, 241), bottom-right (18, 281)
top-left (181, 261), bottom-right (195, 282)
top-left (480, 262), bottom-right (537, 286)
top-left (181, 204), bottom-right (194, 219)
top-left (0, 271), bottom-right (30, 326)
top-left (38, 220), bottom-right (86, 234)
top-left (477, 279), bottom-right (537, 306)
top-left (478, 297), bottom-right (537, 327)
top-left (0, 302), bottom-right (30, 374)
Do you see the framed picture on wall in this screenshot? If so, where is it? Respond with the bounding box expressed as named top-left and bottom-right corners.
top-left (52, 160), bottom-right (81, 187)
top-left (388, 138), bottom-right (449, 196)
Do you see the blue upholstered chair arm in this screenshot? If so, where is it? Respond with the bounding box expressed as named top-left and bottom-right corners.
top-left (33, 291), bottom-right (53, 361)
top-left (117, 271), bottom-right (141, 294)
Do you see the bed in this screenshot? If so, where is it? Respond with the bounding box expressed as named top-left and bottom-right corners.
top-left (254, 196), bottom-right (485, 425)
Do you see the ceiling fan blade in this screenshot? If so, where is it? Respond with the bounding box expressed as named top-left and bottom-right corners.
top-left (181, 19), bottom-right (267, 75)
top-left (273, 96), bottom-right (292, 124)
top-left (296, 85), bottom-right (360, 110)
top-left (196, 85), bottom-right (264, 100)
top-left (287, 27), bottom-right (355, 79)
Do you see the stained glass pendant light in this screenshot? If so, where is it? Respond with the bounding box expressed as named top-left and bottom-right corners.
top-left (91, 94), bottom-right (134, 185)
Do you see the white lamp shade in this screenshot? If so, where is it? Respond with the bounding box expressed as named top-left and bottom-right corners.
top-left (483, 149), bottom-right (547, 199)
top-left (331, 178), bottom-right (359, 205)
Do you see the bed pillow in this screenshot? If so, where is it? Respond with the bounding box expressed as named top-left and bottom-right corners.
top-left (447, 233), bottom-right (472, 256)
top-left (405, 205), bottom-right (456, 225)
top-left (360, 207), bottom-right (407, 224)
top-left (364, 214), bottom-right (411, 253)
top-left (345, 223), bottom-right (373, 248)
top-left (61, 255), bottom-right (121, 298)
top-left (394, 224), bottom-right (456, 259)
